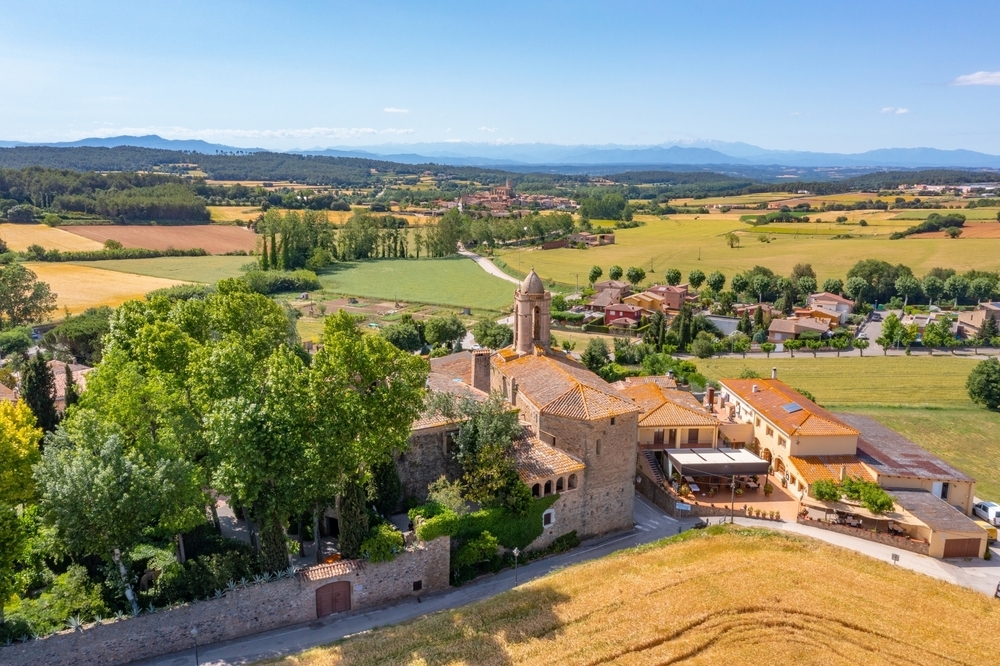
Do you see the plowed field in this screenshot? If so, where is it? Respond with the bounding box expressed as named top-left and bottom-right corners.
top-left (63, 225), bottom-right (258, 254)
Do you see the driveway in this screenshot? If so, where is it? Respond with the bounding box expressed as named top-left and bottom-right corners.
top-left (135, 495), bottom-right (694, 666)
top-left (457, 248), bottom-right (520, 285)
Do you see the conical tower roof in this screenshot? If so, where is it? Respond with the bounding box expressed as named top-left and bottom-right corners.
top-left (521, 268), bottom-right (545, 294)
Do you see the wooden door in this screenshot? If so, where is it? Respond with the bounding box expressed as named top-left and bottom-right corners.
top-left (653, 430), bottom-right (664, 447)
top-left (942, 538), bottom-right (981, 558)
top-left (316, 581), bottom-right (351, 617)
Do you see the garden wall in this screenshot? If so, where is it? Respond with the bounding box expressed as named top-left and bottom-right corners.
top-left (634, 469), bottom-right (734, 519)
top-left (1, 536), bottom-right (450, 666)
top-left (796, 517), bottom-right (930, 555)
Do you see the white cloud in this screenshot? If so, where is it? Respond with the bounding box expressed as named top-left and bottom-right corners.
top-left (383, 107), bottom-right (409, 114)
top-left (880, 107), bottom-right (909, 115)
top-left (952, 71), bottom-right (1000, 86)
top-left (478, 126), bottom-right (498, 132)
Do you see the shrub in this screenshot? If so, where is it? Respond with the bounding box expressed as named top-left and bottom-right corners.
top-left (4, 565), bottom-right (108, 634)
top-left (811, 479), bottom-right (841, 501)
top-left (415, 495), bottom-right (558, 551)
top-left (146, 283), bottom-right (214, 301)
top-left (25, 247), bottom-right (208, 262)
top-left (967, 357), bottom-right (1000, 410)
top-left (241, 269), bottom-right (320, 294)
top-left (454, 531), bottom-right (499, 569)
top-left (360, 523), bottom-right (405, 563)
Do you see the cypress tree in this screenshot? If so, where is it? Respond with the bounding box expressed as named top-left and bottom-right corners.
top-left (261, 236), bottom-right (270, 270)
top-left (21, 354), bottom-right (58, 433)
top-left (370, 460), bottom-right (402, 516)
top-left (739, 309), bottom-right (752, 335)
top-left (63, 363), bottom-right (79, 408)
top-left (281, 235), bottom-right (290, 270)
top-left (982, 315), bottom-right (999, 344)
top-left (338, 479), bottom-right (369, 559)
top-left (754, 305), bottom-right (765, 330)
top-left (269, 231), bottom-right (278, 269)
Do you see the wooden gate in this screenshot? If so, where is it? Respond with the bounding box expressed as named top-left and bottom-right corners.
top-left (942, 538), bottom-right (981, 558)
top-left (316, 581), bottom-right (351, 618)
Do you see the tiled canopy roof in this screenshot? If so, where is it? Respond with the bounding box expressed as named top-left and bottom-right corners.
top-left (617, 381), bottom-right (718, 428)
top-left (493, 348), bottom-right (640, 420)
top-left (512, 425), bottom-right (585, 483)
top-left (789, 455), bottom-right (875, 485)
top-left (721, 379), bottom-right (858, 438)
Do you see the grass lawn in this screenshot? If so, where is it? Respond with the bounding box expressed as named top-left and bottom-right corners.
top-left (257, 526), bottom-right (1000, 666)
top-left (319, 257), bottom-right (515, 311)
top-left (495, 214), bottom-right (1000, 286)
top-left (697, 355), bottom-right (1000, 498)
top-left (72, 256), bottom-right (251, 283)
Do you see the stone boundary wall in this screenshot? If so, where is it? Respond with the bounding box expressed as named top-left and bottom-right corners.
top-left (797, 518), bottom-right (930, 555)
top-left (1, 536), bottom-right (450, 666)
top-left (634, 470), bottom-right (734, 519)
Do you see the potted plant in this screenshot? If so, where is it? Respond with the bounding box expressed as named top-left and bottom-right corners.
top-left (763, 482), bottom-right (774, 497)
top-left (679, 483), bottom-right (691, 497)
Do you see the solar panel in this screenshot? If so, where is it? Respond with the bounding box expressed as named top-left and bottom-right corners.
top-left (782, 402), bottom-right (803, 413)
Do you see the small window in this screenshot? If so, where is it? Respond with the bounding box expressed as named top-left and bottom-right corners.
top-left (556, 477), bottom-right (564, 492)
top-left (568, 473), bottom-right (577, 489)
top-left (779, 437), bottom-right (787, 448)
top-left (596, 439), bottom-right (601, 455)
top-left (755, 417), bottom-right (761, 427)
top-left (532, 483), bottom-right (540, 498)
top-left (412, 580), bottom-right (422, 591)
top-left (610, 417), bottom-right (616, 426)
top-left (444, 430), bottom-right (458, 454)
top-left (941, 482), bottom-right (949, 500)
top-left (544, 480), bottom-right (552, 495)
top-left (766, 426), bottom-right (774, 437)
top-left (542, 509), bottom-right (555, 527)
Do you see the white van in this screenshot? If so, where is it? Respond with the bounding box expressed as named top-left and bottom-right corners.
top-left (973, 501), bottom-right (1000, 526)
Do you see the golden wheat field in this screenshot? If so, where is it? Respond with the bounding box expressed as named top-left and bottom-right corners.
top-left (25, 262), bottom-right (187, 315)
top-left (0, 224), bottom-right (104, 252)
top-left (258, 527), bottom-right (1000, 666)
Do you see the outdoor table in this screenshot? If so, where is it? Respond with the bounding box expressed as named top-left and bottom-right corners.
top-left (688, 483), bottom-right (701, 493)
top-left (746, 482), bottom-right (759, 489)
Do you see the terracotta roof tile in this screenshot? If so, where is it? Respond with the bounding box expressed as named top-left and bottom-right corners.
top-left (789, 455), bottom-right (875, 485)
top-left (493, 350), bottom-right (640, 420)
top-left (413, 353), bottom-right (488, 430)
top-left (298, 558), bottom-right (363, 581)
top-left (617, 381), bottom-right (718, 428)
top-left (720, 379), bottom-right (858, 438)
top-left (513, 425), bottom-right (585, 483)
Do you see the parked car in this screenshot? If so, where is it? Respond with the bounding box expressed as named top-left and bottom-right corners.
top-left (973, 501), bottom-right (1000, 526)
top-left (974, 518), bottom-right (997, 543)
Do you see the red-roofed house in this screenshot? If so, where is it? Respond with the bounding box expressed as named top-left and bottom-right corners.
top-left (604, 303), bottom-right (643, 326)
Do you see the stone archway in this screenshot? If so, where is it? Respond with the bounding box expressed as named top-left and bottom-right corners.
top-left (761, 448), bottom-right (772, 463)
top-left (773, 457), bottom-right (786, 475)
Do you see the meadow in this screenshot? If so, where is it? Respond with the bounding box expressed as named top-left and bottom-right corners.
top-left (319, 257), bottom-right (515, 310)
top-left (74, 255), bottom-right (250, 283)
top-left (25, 262), bottom-right (186, 315)
top-left (258, 526), bottom-right (1000, 666)
top-left (64, 225), bottom-right (258, 254)
top-left (697, 356), bottom-right (1000, 499)
top-left (496, 213), bottom-right (1000, 286)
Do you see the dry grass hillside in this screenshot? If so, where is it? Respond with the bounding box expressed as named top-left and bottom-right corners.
top-left (259, 526), bottom-right (1000, 666)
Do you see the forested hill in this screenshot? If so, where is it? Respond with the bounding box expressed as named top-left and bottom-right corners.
top-left (0, 146), bottom-right (586, 188)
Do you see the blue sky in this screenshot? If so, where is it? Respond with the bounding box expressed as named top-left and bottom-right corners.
top-left (2, 0), bottom-right (999, 153)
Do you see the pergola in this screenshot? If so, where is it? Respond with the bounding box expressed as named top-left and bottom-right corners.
top-left (666, 447), bottom-right (771, 479)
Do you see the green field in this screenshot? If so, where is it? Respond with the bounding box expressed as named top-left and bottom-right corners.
top-left (319, 257), bottom-right (515, 310)
top-left (74, 256), bottom-right (250, 283)
top-left (496, 214), bottom-right (1000, 286)
top-left (697, 356), bottom-right (1000, 499)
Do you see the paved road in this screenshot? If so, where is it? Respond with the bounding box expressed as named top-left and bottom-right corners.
top-left (458, 248), bottom-right (520, 285)
top-left (136, 496), bottom-right (691, 666)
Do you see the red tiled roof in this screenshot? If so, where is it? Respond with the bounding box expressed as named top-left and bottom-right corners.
top-left (513, 425), bottom-right (585, 483)
top-left (808, 291), bottom-right (854, 305)
top-left (789, 455), bottom-right (875, 485)
top-left (298, 558), bottom-right (363, 581)
top-left (617, 381), bottom-right (718, 428)
top-left (721, 379), bottom-right (858, 438)
top-left (413, 352), bottom-right (488, 430)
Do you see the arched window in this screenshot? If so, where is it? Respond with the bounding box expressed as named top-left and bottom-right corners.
top-left (544, 480), bottom-right (552, 495)
top-left (556, 477), bottom-right (564, 492)
top-left (532, 483), bottom-right (540, 498)
top-left (533, 306), bottom-right (540, 340)
top-left (568, 473), bottom-right (577, 489)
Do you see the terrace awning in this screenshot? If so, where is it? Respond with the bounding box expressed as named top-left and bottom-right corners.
top-left (665, 448), bottom-right (771, 478)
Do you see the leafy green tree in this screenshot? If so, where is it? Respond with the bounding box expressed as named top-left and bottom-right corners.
top-left (473, 320), bottom-right (513, 349)
top-left (0, 327), bottom-right (31, 358)
top-left (980, 315), bottom-right (999, 345)
top-left (845, 277), bottom-right (869, 304)
top-left (664, 268), bottom-right (682, 286)
top-left (338, 478), bottom-right (369, 559)
top-left (588, 265), bottom-right (603, 285)
top-left (20, 354), bottom-right (58, 433)
top-left (737, 309), bottom-right (753, 336)
top-left (41, 306), bottom-right (113, 364)
top-left (967, 357), bottom-right (1000, 410)
top-left (854, 338), bottom-right (869, 356)
top-left (750, 275), bottom-right (770, 303)
top-left (894, 275), bottom-right (921, 308)
top-left (371, 459), bottom-right (403, 517)
top-left (63, 364), bottom-right (79, 408)
top-left (424, 314), bottom-right (466, 348)
top-left (706, 271), bottom-right (726, 293)
top-left (797, 276), bottom-right (817, 295)
top-left (690, 333), bottom-right (716, 359)
top-left (581, 338), bottom-right (610, 372)
top-left (922, 275), bottom-right (945, 306)
top-left (944, 275), bottom-right (970, 307)
top-left (0, 264), bottom-right (57, 329)
top-left (784, 339), bottom-right (803, 357)
top-left (846, 259), bottom-right (912, 304)
top-left (811, 479), bottom-right (841, 501)
top-left (0, 503), bottom-right (26, 624)
top-left (730, 273), bottom-right (749, 296)
top-left (625, 266), bottom-right (646, 287)
top-left (381, 320), bottom-right (423, 352)
top-left (822, 278), bottom-right (843, 295)
top-left (688, 269), bottom-right (706, 290)
top-left (806, 339), bottom-right (825, 357)
top-left (608, 265), bottom-right (623, 281)
top-left (725, 231), bottom-right (740, 248)
top-left (830, 336), bottom-right (849, 356)
top-left (732, 336), bottom-right (751, 358)
top-left (761, 342), bottom-right (776, 358)
top-left (0, 400), bottom-right (42, 506)
top-left (970, 277), bottom-right (996, 304)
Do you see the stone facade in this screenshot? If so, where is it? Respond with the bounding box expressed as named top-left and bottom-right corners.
top-left (1, 537), bottom-right (450, 666)
top-left (635, 468), bottom-right (736, 519)
top-left (397, 423), bottom-right (463, 504)
top-left (797, 518), bottom-right (930, 555)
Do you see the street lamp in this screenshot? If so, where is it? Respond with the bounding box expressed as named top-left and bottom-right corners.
top-left (512, 547), bottom-right (520, 586)
top-left (191, 627), bottom-right (200, 666)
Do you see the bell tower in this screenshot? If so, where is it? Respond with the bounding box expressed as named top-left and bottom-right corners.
top-left (513, 268), bottom-right (551, 354)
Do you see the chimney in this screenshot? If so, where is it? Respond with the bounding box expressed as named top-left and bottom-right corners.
top-left (667, 370), bottom-right (674, 379)
top-left (771, 367), bottom-right (778, 380)
top-left (839, 465), bottom-right (847, 482)
top-left (706, 386), bottom-right (715, 409)
top-left (752, 384), bottom-right (759, 393)
top-left (471, 350), bottom-right (491, 394)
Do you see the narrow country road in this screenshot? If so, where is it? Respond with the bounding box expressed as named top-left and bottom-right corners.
top-left (458, 247), bottom-right (521, 285)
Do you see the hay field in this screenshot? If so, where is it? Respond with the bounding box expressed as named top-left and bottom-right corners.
top-left (496, 215), bottom-right (1000, 285)
top-left (913, 222), bottom-right (1000, 239)
top-left (259, 527), bottom-right (1000, 666)
top-left (320, 257), bottom-right (515, 311)
top-left (74, 256), bottom-right (250, 283)
top-left (63, 225), bottom-right (259, 254)
top-left (25, 262), bottom-right (187, 315)
top-left (892, 208), bottom-right (999, 220)
top-left (697, 356), bottom-right (1000, 498)
top-left (0, 224), bottom-right (104, 252)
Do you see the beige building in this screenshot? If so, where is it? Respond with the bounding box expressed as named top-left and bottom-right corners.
top-left (958, 302), bottom-right (1000, 339)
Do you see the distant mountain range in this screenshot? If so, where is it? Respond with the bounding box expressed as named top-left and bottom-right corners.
top-left (3, 135), bottom-right (1000, 170)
